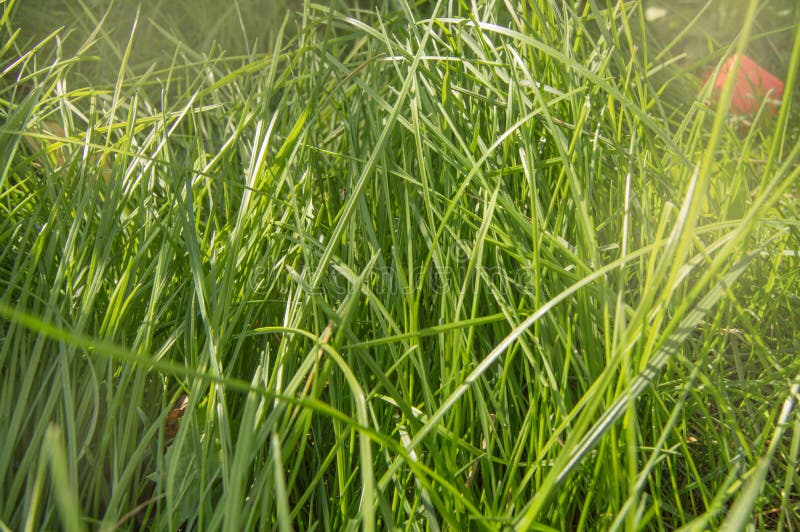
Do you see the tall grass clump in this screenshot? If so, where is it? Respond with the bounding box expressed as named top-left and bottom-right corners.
top-left (1, 0), bottom-right (799, 529)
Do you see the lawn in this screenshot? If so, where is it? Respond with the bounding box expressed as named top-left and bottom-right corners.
top-left (1, 0), bottom-right (799, 529)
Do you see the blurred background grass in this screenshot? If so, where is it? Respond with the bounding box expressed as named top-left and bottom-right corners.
top-left (12, 0), bottom-right (798, 119)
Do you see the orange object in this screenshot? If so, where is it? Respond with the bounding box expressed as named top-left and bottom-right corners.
top-left (707, 54), bottom-right (784, 116)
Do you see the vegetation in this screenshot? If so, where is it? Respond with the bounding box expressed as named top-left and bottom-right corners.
top-left (1, 0), bottom-right (799, 529)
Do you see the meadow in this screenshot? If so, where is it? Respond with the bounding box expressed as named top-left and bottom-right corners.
top-left (1, 0), bottom-right (799, 529)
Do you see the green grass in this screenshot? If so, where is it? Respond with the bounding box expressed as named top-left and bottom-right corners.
top-left (1, 0), bottom-right (800, 529)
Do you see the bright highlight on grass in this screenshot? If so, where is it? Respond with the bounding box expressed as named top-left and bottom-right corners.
top-left (1, 0), bottom-right (799, 529)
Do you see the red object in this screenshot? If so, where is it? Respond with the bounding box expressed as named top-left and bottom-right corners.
top-left (706, 54), bottom-right (784, 116)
